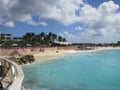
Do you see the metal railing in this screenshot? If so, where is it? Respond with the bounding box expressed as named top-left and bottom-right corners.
top-left (0, 58), bottom-right (25, 90)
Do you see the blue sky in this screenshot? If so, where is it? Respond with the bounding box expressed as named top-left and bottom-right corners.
top-left (0, 0), bottom-right (120, 43)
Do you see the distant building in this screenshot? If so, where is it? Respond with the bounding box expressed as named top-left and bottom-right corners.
top-left (13, 43), bottom-right (18, 47)
top-left (0, 33), bottom-right (23, 43)
top-left (13, 37), bottom-right (23, 42)
top-left (55, 41), bottom-right (72, 45)
top-left (0, 33), bottom-right (12, 42)
top-left (27, 44), bottom-right (32, 47)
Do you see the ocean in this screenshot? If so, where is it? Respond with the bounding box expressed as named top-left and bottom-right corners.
top-left (22, 49), bottom-right (120, 90)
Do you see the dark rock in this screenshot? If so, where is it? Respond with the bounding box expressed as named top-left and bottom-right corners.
top-left (9, 55), bottom-right (35, 65)
top-left (20, 55), bottom-right (35, 64)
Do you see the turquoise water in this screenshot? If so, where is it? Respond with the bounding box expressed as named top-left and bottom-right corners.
top-left (22, 49), bottom-right (120, 90)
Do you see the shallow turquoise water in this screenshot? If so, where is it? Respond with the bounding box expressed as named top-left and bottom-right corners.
top-left (22, 49), bottom-right (120, 90)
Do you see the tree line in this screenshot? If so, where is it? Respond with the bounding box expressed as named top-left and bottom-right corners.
top-left (0, 32), bottom-right (67, 47)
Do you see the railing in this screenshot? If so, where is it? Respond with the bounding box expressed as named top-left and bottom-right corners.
top-left (0, 57), bottom-right (25, 90)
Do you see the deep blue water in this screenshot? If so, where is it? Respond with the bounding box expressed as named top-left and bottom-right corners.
top-left (22, 49), bottom-right (120, 90)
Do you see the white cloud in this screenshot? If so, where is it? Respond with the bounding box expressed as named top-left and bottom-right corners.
top-left (0, 17), bottom-right (4, 22)
top-left (59, 31), bottom-right (79, 42)
top-left (98, 1), bottom-right (119, 14)
top-left (0, 0), bottom-right (84, 26)
top-left (80, 1), bottom-right (120, 43)
top-left (60, 1), bottom-right (120, 43)
top-left (0, 0), bottom-right (120, 43)
top-left (39, 22), bottom-right (48, 26)
top-left (75, 26), bottom-right (83, 31)
top-left (5, 21), bottom-right (15, 27)
top-left (0, 17), bottom-right (4, 25)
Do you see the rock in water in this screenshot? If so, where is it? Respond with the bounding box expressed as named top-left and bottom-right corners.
top-left (20, 55), bottom-right (35, 64)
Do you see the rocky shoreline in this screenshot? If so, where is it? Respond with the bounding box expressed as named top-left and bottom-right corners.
top-left (9, 55), bottom-right (35, 65)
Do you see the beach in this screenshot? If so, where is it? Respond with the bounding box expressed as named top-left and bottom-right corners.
top-left (32, 49), bottom-right (65, 61)
top-left (0, 46), bottom-right (120, 62)
top-left (27, 46), bottom-right (120, 61)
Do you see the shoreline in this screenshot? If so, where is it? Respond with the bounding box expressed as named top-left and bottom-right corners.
top-left (31, 46), bottom-right (120, 62)
top-left (0, 47), bottom-right (120, 66)
top-left (65, 47), bottom-right (120, 54)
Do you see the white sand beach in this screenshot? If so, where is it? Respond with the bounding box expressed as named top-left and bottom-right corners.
top-left (30, 46), bottom-right (120, 61)
top-left (30, 49), bottom-right (65, 61)
top-left (0, 46), bottom-right (120, 62)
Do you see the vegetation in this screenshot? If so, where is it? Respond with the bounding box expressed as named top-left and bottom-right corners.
top-left (0, 32), bottom-right (120, 47)
top-left (2, 40), bottom-right (14, 47)
top-left (0, 32), bottom-right (67, 47)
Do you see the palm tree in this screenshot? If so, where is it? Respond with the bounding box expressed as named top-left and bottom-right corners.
top-left (19, 41), bottom-right (27, 47)
top-left (52, 34), bottom-right (57, 42)
top-left (48, 32), bottom-right (52, 37)
top-left (40, 32), bottom-right (46, 45)
top-left (58, 36), bottom-right (63, 42)
top-left (62, 38), bottom-right (67, 42)
top-left (36, 34), bottom-right (42, 44)
top-left (42, 35), bottom-right (47, 45)
top-left (3, 40), bottom-right (14, 47)
top-left (48, 32), bottom-right (53, 44)
top-left (40, 32), bottom-right (45, 40)
top-left (19, 32), bottom-right (67, 46)
top-left (23, 32), bottom-right (36, 46)
top-left (23, 33), bottom-right (30, 42)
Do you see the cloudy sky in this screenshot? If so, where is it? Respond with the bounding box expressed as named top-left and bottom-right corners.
top-left (0, 0), bottom-right (120, 43)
